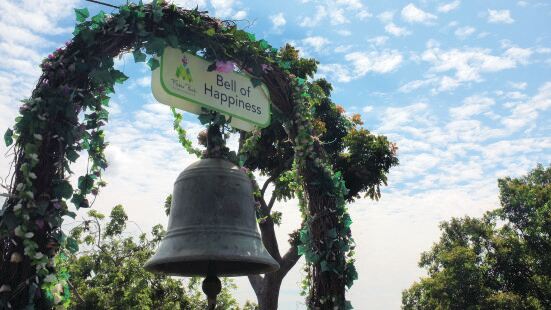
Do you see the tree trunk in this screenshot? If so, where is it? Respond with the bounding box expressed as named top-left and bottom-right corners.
top-left (248, 236), bottom-right (300, 310)
top-left (304, 191), bottom-right (346, 309)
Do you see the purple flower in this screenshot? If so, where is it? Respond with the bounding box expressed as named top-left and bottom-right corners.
top-left (53, 201), bottom-right (62, 209)
top-left (215, 60), bottom-right (235, 73)
top-left (181, 56), bottom-right (188, 65)
top-left (48, 54), bottom-right (55, 60)
top-left (35, 219), bottom-right (45, 230)
top-left (261, 64), bottom-right (272, 73)
top-left (240, 166), bottom-right (250, 174)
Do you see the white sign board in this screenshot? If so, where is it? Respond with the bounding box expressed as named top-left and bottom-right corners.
top-left (152, 47), bottom-right (271, 131)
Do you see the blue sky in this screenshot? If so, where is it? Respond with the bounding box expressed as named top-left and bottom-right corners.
top-left (0, 0), bottom-right (550, 309)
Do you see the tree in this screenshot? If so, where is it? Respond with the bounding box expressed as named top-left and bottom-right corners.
top-left (64, 204), bottom-right (251, 309)
top-left (402, 164), bottom-right (551, 310)
top-left (240, 45), bottom-right (398, 309)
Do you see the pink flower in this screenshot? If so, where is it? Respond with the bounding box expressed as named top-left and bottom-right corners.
top-left (215, 60), bottom-right (235, 73)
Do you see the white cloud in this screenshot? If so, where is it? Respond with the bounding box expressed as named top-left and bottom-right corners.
top-left (362, 105), bottom-right (374, 113)
top-left (487, 9), bottom-right (515, 24)
top-left (438, 0), bottom-right (460, 13)
top-left (302, 36), bottom-right (330, 52)
top-left (378, 11), bottom-right (395, 23)
top-left (449, 95), bottom-right (495, 119)
top-left (401, 3), bottom-right (437, 24)
top-left (270, 12), bottom-right (286, 30)
top-left (335, 45), bottom-right (353, 53)
top-left (454, 26), bottom-right (476, 38)
top-left (509, 81), bottom-right (527, 90)
top-left (299, 5), bottom-right (327, 27)
top-left (318, 50), bottom-right (403, 82)
top-left (210, 0), bottom-right (246, 19)
top-left (385, 23), bottom-right (411, 36)
top-left (172, 0), bottom-right (207, 9)
top-left (399, 78), bottom-right (437, 93)
top-left (368, 36), bottom-right (389, 46)
top-left (335, 0), bottom-right (363, 10)
top-left (347, 51), bottom-right (403, 74)
top-left (358, 9), bottom-right (373, 20)
top-left (233, 10), bottom-right (247, 19)
top-left (501, 82), bottom-right (551, 131)
top-left (336, 29), bottom-right (352, 36)
top-left (411, 45), bottom-right (534, 92)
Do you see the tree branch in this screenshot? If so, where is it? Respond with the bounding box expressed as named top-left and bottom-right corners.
top-left (257, 196), bottom-right (281, 261)
top-left (247, 274), bottom-right (264, 297)
top-left (261, 175), bottom-right (276, 198)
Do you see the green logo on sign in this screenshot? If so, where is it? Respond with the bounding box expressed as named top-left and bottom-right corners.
top-left (175, 56), bottom-right (193, 82)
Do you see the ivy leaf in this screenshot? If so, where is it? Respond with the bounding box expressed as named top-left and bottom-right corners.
top-left (66, 237), bottom-right (79, 254)
top-left (198, 113), bottom-right (213, 125)
top-left (4, 128), bottom-right (13, 146)
top-left (74, 8), bottom-right (90, 23)
top-left (147, 58), bottom-right (160, 71)
top-left (66, 149), bottom-right (80, 162)
top-left (205, 28), bottom-right (216, 36)
top-left (246, 32), bottom-right (256, 41)
top-left (133, 49), bottom-right (147, 63)
top-left (144, 37), bottom-right (166, 56)
top-left (250, 77), bottom-right (263, 88)
top-left (258, 39), bottom-right (270, 50)
top-left (111, 70), bottom-right (129, 84)
top-left (78, 175), bottom-right (95, 194)
top-left (91, 11), bottom-right (106, 25)
top-left (66, 211), bottom-right (77, 219)
top-left (54, 180), bottom-right (73, 199)
top-left (207, 63), bottom-right (217, 72)
top-left (320, 260), bottom-right (331, 272)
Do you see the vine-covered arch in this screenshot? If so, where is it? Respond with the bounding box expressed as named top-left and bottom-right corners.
top-left (0, 2), bottom-right (366, 309)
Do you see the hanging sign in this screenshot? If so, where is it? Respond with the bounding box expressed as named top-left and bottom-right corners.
top-left (151, 47), bottom-right (271, 131)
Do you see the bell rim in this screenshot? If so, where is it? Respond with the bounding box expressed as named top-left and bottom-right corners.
top-left (144, 253), bottom-right (280, 277)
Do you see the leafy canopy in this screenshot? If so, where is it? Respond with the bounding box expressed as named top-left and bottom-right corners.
top-left (402, 164), bottom-right (551, 310)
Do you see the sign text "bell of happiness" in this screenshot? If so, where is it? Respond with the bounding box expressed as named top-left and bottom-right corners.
top-left (204, 74), bottom-right (263, 115)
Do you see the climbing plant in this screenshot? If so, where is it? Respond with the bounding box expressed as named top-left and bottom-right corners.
top-left (0, 2), bottom-right (397, 309)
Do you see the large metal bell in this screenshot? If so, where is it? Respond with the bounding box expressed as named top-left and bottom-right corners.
top-left (144, 158), bottom-right (279, 277)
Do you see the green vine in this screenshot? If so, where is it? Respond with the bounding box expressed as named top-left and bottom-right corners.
top-left (0, 2), bottom-right (384, 308)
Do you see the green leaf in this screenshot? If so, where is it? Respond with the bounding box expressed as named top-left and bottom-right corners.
top-left (133, 48), bottom-right (147, 63)
top-left (258, 39), bottom-right (270, 50)
top-left (66, 237), bottom-right (79, 253)
top-left (147, 58), bottom-right (160, 71)
top-left (111, 69), bottom-right (129, 84)
top-left (91, 11), bottom-right (106, 25)
top-left (78, 174), bottom-right (95, 194)
top-left (74, 8), bottom-right (90, 23)
top-left (198, 113), bottom-right (213, 125)
top-left (54, 180), bottom-right (73, 199)
top-left (205, 28), bottom-right (216, 36)
top-left (4, 128), bottom-right (13, 146)
top-left (246, 32), bottom-right (256, 41)
top-left (144, 37), bottom-right (166, 55)
top-left (66, 211), bottom-right (77, 219)
top-left (320, 260), bottom-right (331, 272)
top-left (66, 149), bottom-right (80, 162)
top-left (250, 77), bottom-right (263, 88)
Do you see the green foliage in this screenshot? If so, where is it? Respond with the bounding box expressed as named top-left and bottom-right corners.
top-left (0, 2), bottom-right (399, 307)
top-left (64, 204), bottom-right (248, 309)
top-left (4, 128), bottom-right (13, 146)
top-left (74, 8), bottom-right (89, 23)
top-left (402, 164), bottom-right (551, 310)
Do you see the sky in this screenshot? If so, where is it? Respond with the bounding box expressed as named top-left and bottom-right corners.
top-left (0, 0), bottom-right (550, 309)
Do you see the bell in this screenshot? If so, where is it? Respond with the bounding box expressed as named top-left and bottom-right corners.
top-left (144, 158), bottom-right (279, 277)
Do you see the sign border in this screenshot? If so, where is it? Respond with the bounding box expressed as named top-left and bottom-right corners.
top-left (158, 50), bottom-right (272, 128)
